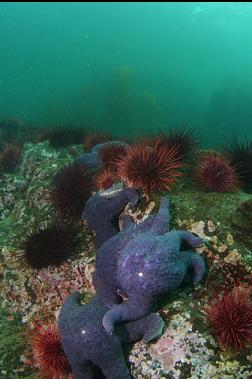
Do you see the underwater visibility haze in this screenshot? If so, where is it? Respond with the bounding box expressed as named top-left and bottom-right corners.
top-left (0, 2), bottom-right (252, 379)
top-left (1, 2), bottom-right (252, 144)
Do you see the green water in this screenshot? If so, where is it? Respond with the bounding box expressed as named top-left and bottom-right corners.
top-left (1, 2), bottom-right (252, 146)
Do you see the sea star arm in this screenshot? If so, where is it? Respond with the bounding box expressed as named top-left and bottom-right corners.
top-left (117, 313), bottom-right (165, 344)
top-left (71, 361), bottom-right (96, 379)
top-left (99, 358), bottom-right (132, 379)
top-left (83, 189), bottom-right (138, 248)
top-left (177, 230), bottom-right (204, 248)
top-left (120, 214), bottom-right (135, 230)
top-left (105, 188), bottom-right (139, 216)
top-left (124, 196), bottom-right (170, 236)
top-left (150, 196), bottom-right (170, 235)
top-left (103, 295), bottom-right (153, 335)
top-left (91, 141), bottom-right (128, 155)
top-left (179, 250), bottom-right (206, 284)
top-left (60, 291), bottom-right (81, 312)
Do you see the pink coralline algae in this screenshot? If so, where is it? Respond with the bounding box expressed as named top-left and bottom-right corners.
top-left (130, 312), bottom-right (217, 379)
top-left (150, 328), bottom-right (187, 371)
top-left (1, 254), bottom-right (95, 320)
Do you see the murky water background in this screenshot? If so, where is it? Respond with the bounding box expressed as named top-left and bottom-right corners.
top-left (1, 3), bottom-right (252, 145)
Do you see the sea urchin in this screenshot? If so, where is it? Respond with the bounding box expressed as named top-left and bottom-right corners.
top-left (51, 161), bottom-right (93, 220)
top-left (27, 323), bottom-right (72, 379)
top-left (224, 136), bottom-right (252, 190)
top-left (158, 124), bottom-right (199, 160)
top-left (116, 140), bottom-right (183, 193)
top-left (95, 168), bottom-right (118, 190)
top-left (19, 225), bottom-right (79, 270)
top-left (195, 152), bottom-right (239, 192)
top-left (0, 143), bottom-right (21, 172)
top-left (206, 286), bottom-right (252, 351)
top-left (98, 142), bottom-right (127, 170)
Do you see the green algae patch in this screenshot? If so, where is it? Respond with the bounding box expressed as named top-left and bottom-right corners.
top-left (0, 306), bottom-right (27, 377)
top-left (169, 189), bottom-right (252, 233)
top-left (231, 198), bottom-right (252, 251)
top-left (0, 214), bottom-right (16, 247)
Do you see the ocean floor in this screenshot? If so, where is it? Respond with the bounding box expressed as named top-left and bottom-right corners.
top-left (0, 140), bottom-right (252, 379)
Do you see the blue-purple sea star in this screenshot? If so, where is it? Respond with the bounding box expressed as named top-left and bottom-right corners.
top-left (82, 187), bottom-right (139, 248)
top-left (92, 197), bottom-right (206, 334)
top-left (78, 141), bottom-right (129, 170)
top-left (58, 292), bottom-right (164, 379)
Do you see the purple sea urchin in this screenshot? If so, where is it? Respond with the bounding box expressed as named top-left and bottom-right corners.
top-left (51, 161), bottom-right (93, 220)
top-left (224, 136), bottom-right (252, 190)
top-left (19, 225), bottom-right (79, 270)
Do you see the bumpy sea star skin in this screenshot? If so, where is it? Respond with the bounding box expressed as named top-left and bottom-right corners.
top-left (58, 292), bottom-right (164, 379)
top-left (92, 196), bottom-right (205, 334)
top-left (93, 197), bottom-right (171, 307)
top-left (103, 241), bottom-right (205, 334)
top-left (82, 187), bottom-right (139, 248)
top-left (179, 249), bottom-right (207, 285)
top-left (78, 141), bottom-right (129, 170)
top-left (77, 151), bottom-right (102, 170)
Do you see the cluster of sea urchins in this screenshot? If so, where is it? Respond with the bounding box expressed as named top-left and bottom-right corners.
top-left (116, 139), bottom-right (183, 193)
top-left (15, 125), bottom-right (252, 378)
top-left (92, 127), bottom-right (201, 193)
top-left (94, 142), bottom-right (127, 190)
top-left (138, 128), bottom-right (251, 194)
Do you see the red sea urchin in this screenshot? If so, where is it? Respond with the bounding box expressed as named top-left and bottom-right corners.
top-left (206, 286), bottom-right (252, 351)
top-left (51, 161), bottom-right (93, 220)
top-left (195, 152), bottom-right (239, 192)
top-left (158, 125), bottom-right (199, 160)
top-left (99, 142), bottom-right (127, 170)
top-left (116, 140), bottom-right (183, 193)
top-left (0, 143), bottom-right (22, 172)
top-left (95, 168), bottom-right (118, 190)
top-left (28, 323), bottom-right (72, 379)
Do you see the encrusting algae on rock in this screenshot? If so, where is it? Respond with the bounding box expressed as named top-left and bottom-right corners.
top-left (0, 136), bottom-right (251, 378)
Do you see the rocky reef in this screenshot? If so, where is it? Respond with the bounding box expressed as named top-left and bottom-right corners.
top-left (0, 140), bottom-right (251, 378)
